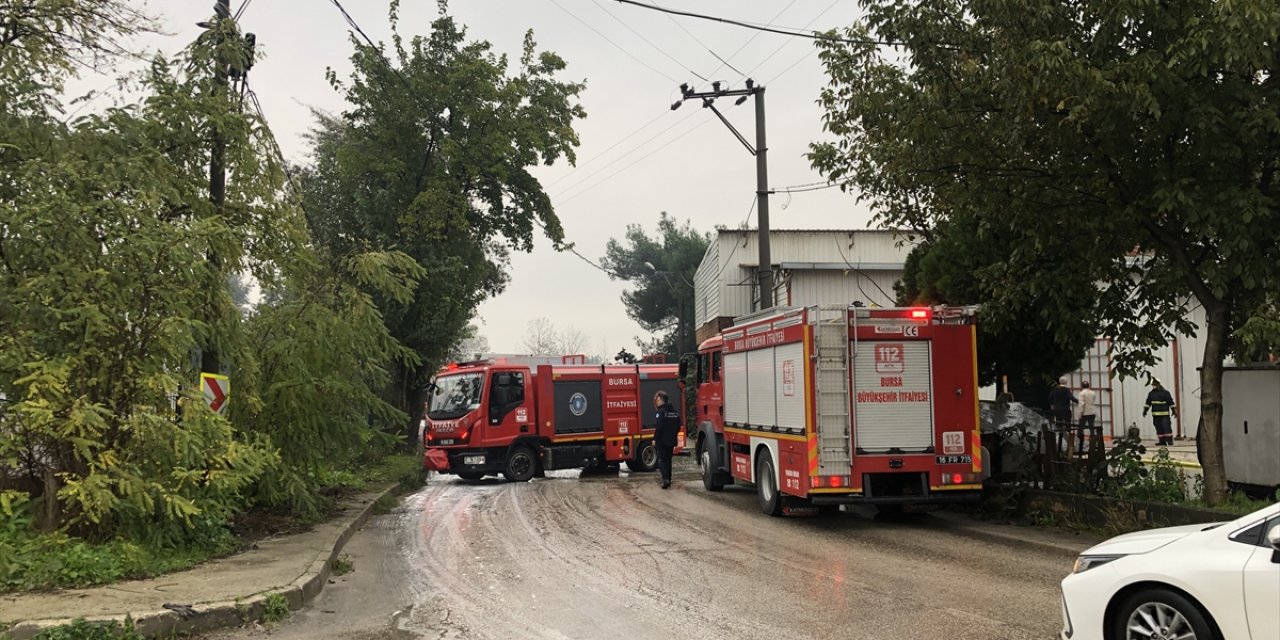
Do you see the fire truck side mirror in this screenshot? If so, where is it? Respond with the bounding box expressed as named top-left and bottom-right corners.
top-left (678, 358), bottom-right (689, 380)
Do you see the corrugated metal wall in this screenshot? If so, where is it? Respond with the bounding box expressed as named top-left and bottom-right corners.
top-left (694, 238), bottom-right (721, 327)
top-left (694, 229), bottom-right (914, 325)
top-left (788, 270), bottom-right (901, 308)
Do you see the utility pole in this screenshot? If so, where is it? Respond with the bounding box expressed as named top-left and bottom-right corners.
top-left (197, 0), bottom-right (255, 375)
top-left (672, 79), bottom-right (773, 309)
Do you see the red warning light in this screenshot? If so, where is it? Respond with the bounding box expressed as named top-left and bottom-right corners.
top-left (910, 309), bottom-right (930, 320)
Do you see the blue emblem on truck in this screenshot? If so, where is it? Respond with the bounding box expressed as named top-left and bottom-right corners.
top-left (569, 392), bottom-right (588, 416)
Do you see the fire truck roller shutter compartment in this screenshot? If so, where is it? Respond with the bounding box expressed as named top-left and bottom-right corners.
top-left (747, 347), bottom-right (776, 427)
top-left (773, 342), bottom-right (806, 432)
top-left (853, 340), bottom-right (934, 452)
top-left (553, 380), bottom-right (604, 434)
top-left (639, 379), bottom-right (681, 428)
top-left (724, 352), bottom-right (748, 425)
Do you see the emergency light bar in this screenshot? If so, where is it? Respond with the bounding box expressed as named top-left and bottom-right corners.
top-left (909, 308), bottom-right (930, 320)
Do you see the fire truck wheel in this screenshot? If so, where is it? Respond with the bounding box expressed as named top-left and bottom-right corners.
top-left (699, 442), bottom-right (725, 492)
top-left (503, 446), bottom-right (538, 483)
top-left (457, 472), bottom-right (485, 481)
top-left (756, 454), bottom-right (783, 516)
top-left (626, 440), bottom-right (658, 472)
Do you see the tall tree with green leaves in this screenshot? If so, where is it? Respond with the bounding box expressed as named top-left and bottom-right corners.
top-left (895, 219), bottom-right (1098, 396)
top-left (601, 213), bottom-right (709, 358)
top-left (0, 1), bottom-right (292, 539)
top-left (300, 3), bottom-right (585, 429)
top-left (809, 0), bottom-right (1280, 504)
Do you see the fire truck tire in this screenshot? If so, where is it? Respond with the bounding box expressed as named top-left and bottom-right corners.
top-left (503, 446), bottom-right (538, 483)
top-left (626, 440), bottom-right (658, 472)
top-left (457, 472), bottom-right (485, 481)
top-left (756, 454), bottom-right (783, 516)
top-left (700, 442), bottom-right (725, 492)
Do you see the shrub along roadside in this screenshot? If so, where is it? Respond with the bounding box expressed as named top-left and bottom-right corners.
top-left (0, 454), bottom-right (420, 594)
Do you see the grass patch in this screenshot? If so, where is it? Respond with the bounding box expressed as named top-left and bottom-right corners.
top-left (372, 493), bottom-right (399, 515)
top-left (331, 554), bottom-right (354, 576)
top-left (359, 453), bottom-right (425, 492)
top-left (1, 527), bottom-right (238, 594)
top-left (30, 616), bottom-right (143, 640)
top-left (262, 592), bottom-right (290, 624)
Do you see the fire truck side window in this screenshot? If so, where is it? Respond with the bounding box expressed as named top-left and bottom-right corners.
top-left (712, 352), bottom-right (722, 382)
top-left (698, 354), bottom-right (710, 384)
top-left (489, 372), bottom-right (525, 423)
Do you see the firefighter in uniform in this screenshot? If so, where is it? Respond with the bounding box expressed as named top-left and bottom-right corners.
top-left (1143, 379), bottom-right (1177, 446)
top-left (652, 390), bottom-right (680, 489)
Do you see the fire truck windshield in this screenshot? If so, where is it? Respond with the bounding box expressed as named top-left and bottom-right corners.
top-left (427, 373), bottom-right (483, 420)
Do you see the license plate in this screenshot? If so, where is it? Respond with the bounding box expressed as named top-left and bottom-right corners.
top-left (438, 439), bottom-right (455, 446)
top-left (936, 455), bottom-right (972, 465)
top-left (463, 455), bottom-right (485, 466)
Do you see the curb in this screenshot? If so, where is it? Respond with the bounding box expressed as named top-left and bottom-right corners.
top-left (3, 483), bottom-right (399, 640)
top-left (927, 513), bottom-right (1095, 556)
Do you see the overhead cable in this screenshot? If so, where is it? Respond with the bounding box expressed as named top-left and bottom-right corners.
top-left (614, 0), bottom-right (894, 47)
top-left (546, 0), bottom-right (681, 83)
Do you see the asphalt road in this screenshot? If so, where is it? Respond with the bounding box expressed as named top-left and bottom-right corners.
top-left (210, 458), bottom-right (1077, 640)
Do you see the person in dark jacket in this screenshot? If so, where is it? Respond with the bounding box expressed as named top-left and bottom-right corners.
top-left (1144, 379), bottom-right (1177, 446)
top-left (1047, 376), bottom-right (1078, 452)
top-left (652, 390), bottom-right (681, 489)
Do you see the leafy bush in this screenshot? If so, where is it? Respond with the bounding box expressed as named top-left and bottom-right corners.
top-left (262, 592), bottom-right (290, 624)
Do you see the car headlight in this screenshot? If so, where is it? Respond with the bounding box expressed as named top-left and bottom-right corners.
top-left (1073, 554), bottom-right (1124, 573)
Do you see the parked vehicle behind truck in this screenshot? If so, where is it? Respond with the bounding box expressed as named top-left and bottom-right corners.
top-left (423, 356), bottom-right (685, 482)
top-left (690, 304), bottom-right (984, 516)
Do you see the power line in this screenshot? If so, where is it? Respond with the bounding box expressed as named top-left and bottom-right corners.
top-left (705, 0), bottom-right (799, 79)
top-left (324, 0), bottom-right (436, 114)
top-left (748, 0), bottom-right (842, 81)
top-left (544, 111), bottom-right (668, 188)
top-left (555, 114), bottom-right (710, 206)
top-left (545, 0), bottom-right (681, 83)
top-left (552, 107), bottom-right (700, 200)
top-left (714, 195), bottom-right (758, 282)
top-left (775, 181), bottom-right (844, 194)
top-left (587, 0), bottom-right (707, 81)
top-left (614, 0), bottom-right (892, 47)
top-left (234, 0), bottom-right (255, 20)
top-left (834, 236), bottom-right (895, 305)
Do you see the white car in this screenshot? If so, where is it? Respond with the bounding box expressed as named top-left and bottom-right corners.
top-left (1060, 502), bottom-right (1280, 640)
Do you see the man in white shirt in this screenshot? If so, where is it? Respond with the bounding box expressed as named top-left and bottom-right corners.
top-left (1077, 380), bottom-right (1098, 454)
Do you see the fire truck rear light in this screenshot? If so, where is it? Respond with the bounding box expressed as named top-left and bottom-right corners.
top-left (951, 473), bottom-right (964, 485)
top-left (910, 308), bottom-right (930, 320)
top-left (812, 476), bottom-right (825, 488)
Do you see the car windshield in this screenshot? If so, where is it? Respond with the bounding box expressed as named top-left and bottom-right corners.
top-left (428, 373), bottom-right (483, 420)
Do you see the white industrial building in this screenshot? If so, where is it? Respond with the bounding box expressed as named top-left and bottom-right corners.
top-left (694, 227), bottom-right (1208, 441)
top-left (694, 228), bottom-right (914, 343)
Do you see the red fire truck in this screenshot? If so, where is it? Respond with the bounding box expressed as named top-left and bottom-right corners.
top-left (689, 304), bottom-right (983, 516)
top-left (422, 356), bottom-right (685, 481)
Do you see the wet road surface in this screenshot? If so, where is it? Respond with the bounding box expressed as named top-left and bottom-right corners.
top-left (211, 459), bottom-right (1075, 640)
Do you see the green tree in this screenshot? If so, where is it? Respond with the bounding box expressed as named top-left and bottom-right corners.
top-left (601, 213), bottom-right (709, 358)
top-left (895, 219), bottom-right (1097, 395)
top-left (300, 3), bottom-right (585, 430)
top-left (0, 3), bottom-right (289, 539)
top-left (809, 0), bottom-right (1280, 504)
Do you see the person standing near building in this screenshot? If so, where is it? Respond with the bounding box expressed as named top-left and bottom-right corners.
top-left (1048, 376), bottom-right (1077, 450)
top-left (1076, 380), bottom-right (1098, 454)
top-left (652, 390), bottom-right (680, 489)
top-left (1143, 379), bottom-right (1177, 446)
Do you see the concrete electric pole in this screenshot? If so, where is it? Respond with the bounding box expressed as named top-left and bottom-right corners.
top-left (671, 80), bottom-right (773, 309)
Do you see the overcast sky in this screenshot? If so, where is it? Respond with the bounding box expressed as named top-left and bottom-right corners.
top-left (90, 1), bottom-right (878, 356)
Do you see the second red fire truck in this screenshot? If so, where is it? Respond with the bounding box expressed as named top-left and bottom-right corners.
top-left (422, 356), bottom-right (685, 481)
top-left (689, 304), bottom-right (984, 516)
